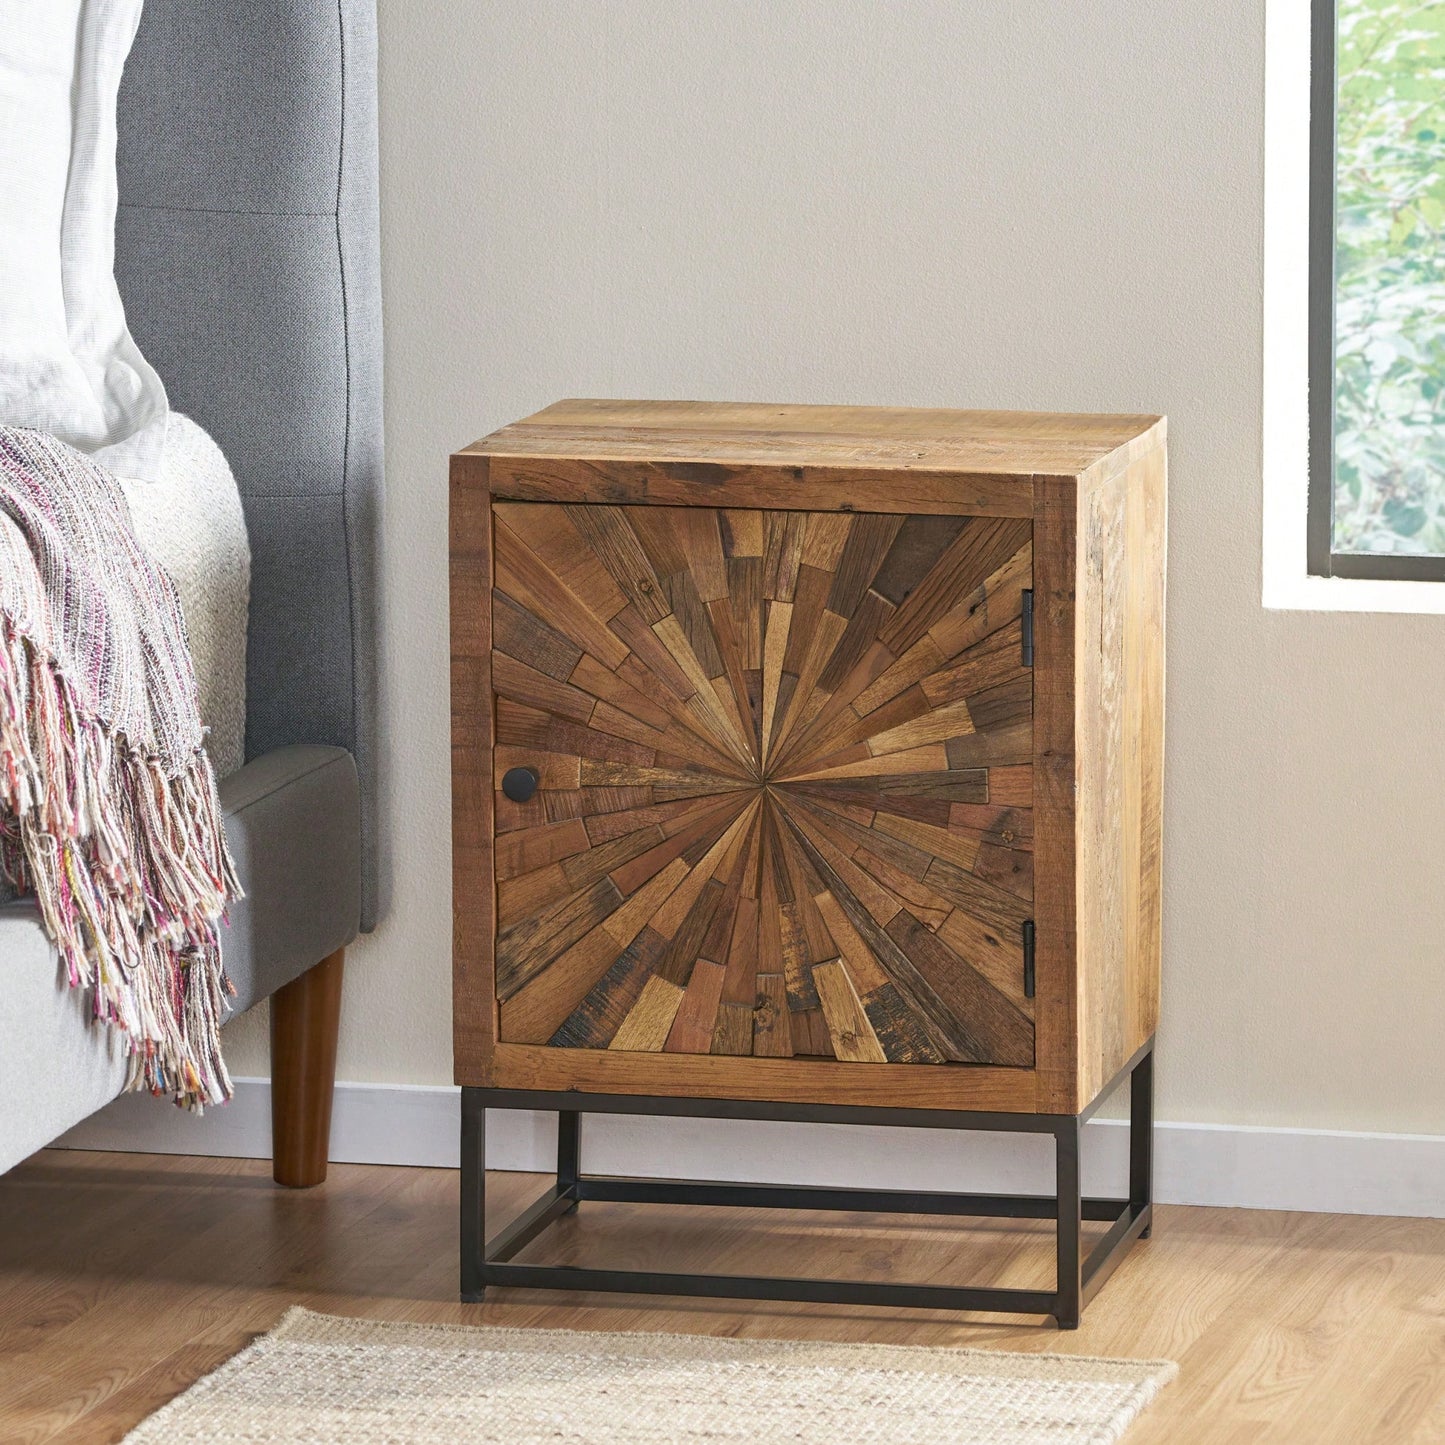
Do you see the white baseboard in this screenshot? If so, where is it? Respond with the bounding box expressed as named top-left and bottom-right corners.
top-left (56, 1078), bottom-right (1444, 1219)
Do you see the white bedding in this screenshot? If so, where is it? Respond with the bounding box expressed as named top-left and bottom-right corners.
top-left (0, 0), bottom-right (169, 481)
top-left (120, 415), bottom-right (249, 777)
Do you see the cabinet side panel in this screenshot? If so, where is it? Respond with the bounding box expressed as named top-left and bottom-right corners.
top-left (1132, 446), bottom-right (1167, 1049)
top-left (1076, 446), bottom-right (1166, 1106)
top-left (451, 455), bottom-right (498, 1083)
top-left (1031, 479), bottom-right (1080, 1111)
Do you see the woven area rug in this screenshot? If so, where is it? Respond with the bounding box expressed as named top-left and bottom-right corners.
top-left (123, 1307), bottom-right (1177, 1444)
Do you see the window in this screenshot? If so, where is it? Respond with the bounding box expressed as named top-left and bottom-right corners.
top-left (1310, 0), bottom-right (1445, 580)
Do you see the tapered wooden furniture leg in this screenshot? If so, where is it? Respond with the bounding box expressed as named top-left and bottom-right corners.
top-left (270, 947), bottom-right (345, 1188)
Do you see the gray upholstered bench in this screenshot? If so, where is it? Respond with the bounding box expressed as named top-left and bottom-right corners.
top-left (0, 0), bottom-right (384, 1185)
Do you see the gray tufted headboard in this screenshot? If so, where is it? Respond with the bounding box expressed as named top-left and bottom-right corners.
top-left (114, 0), bottom-right (384, 930)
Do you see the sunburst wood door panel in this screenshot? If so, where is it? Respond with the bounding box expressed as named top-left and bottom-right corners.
top-left (489, 501), bottom-right (1035, 1068)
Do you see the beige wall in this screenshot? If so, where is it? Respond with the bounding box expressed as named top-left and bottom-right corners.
top-left (226, 0), bottom-right (1444, 1136)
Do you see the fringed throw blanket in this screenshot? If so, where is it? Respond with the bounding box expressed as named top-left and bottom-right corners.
top-left (0, 426), bottom-right (240, 1108)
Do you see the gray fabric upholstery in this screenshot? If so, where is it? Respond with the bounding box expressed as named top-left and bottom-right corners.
top-left (220, 746), bottom-right (361, 1014)
top-left (0, 746), bottom-right (360, 1173)
top-left (0, 911), bottom-right (129, 1174)
top-left (114, 0), bottom-right (385, 929)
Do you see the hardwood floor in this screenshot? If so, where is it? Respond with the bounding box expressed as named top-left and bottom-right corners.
top-left (0, 1150), bottom-right (1440, 1443)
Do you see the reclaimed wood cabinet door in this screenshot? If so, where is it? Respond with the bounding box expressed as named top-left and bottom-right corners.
top-left (487, 501), bottom-right (1037, 1069)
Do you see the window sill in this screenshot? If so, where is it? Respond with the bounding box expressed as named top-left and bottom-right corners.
top-left (1264, 571), bottom-right (1445, 615)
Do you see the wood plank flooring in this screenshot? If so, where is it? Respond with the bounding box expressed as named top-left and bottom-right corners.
top-left (0, 1150), bottom-right (1440, 1443)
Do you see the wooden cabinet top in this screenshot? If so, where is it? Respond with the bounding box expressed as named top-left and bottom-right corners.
top-left (461, 399), bottom-right (1165, 480)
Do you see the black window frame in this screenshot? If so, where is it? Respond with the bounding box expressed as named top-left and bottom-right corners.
top-left (1308, 0), bottom-right (1445, 581)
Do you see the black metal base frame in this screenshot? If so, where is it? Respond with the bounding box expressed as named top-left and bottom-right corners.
top-left (461, 1038), bottom-right (1154, 1330)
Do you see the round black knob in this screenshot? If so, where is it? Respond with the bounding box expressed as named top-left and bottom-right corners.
top-left (501, 766), bottom-right (539, 803)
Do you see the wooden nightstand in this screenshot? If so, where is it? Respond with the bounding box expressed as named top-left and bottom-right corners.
top-left (451, 399), bottom-right (1166, 1327)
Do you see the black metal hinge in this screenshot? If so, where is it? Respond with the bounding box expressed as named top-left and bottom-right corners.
top-left (1020, 589), bottom-right (1034, 667)
top-left (1022, 919), bottom-right (1036, 999)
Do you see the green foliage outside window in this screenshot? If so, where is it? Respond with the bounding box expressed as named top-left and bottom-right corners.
top-left (1334, 0), bottom-right (1445, 554)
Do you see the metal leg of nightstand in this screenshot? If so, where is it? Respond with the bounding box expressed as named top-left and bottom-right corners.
top-left (557, 1110), bottom-right (582, 1213)
top-left (1078, 1043), bottom-right (1157, 1317)
top-left (1054, 1116), bottom-right (1083, 1329)
top-left (1131, 1048), bottom-right (1155, 1238)
top-left (459, 1039), bottom-right (1156, 1326)
top-left (460, 1087), bottom-right (486, 1302)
